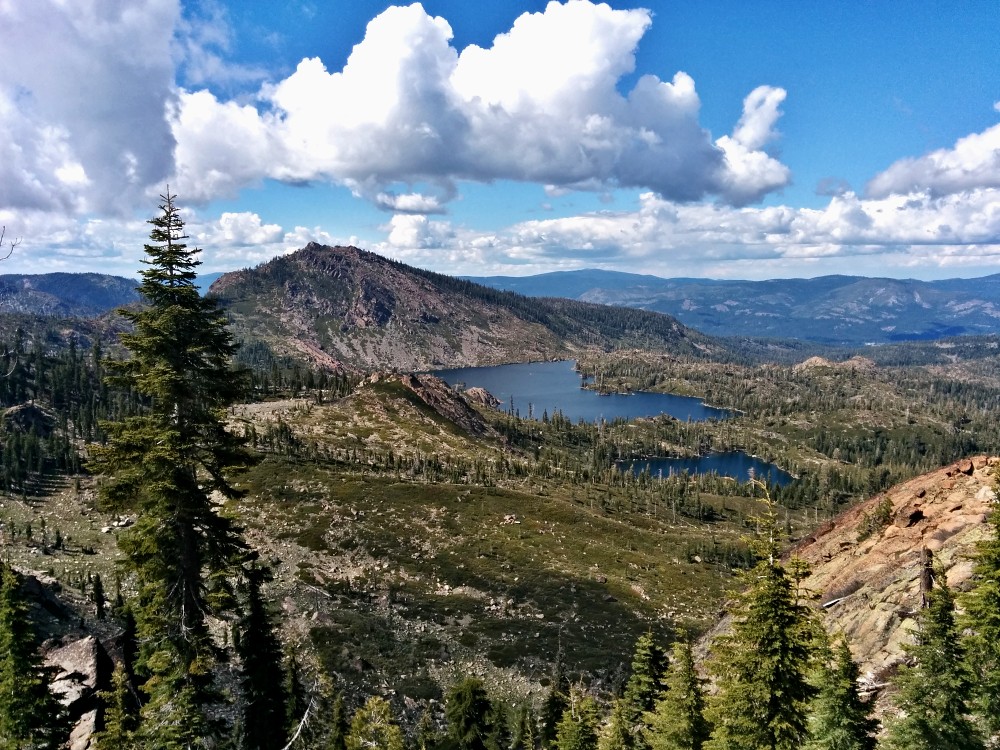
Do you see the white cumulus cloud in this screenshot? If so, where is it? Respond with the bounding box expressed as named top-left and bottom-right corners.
top-left (0, 0), bottom-right (179, 216)
top-left (867, 113), bottom-right (1000, 198)
top-left (172, 1), bottom-right (791, 209)
top-left (384, 214), bottom-right (454, 250)
top-left (369, 185), bottom-right (1000, 278)
top-left (714, 86), bottom-right (791, 205)
top-left (197, 211), bottom-right (283, 247)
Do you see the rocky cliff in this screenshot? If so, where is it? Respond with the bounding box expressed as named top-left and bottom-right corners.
top-left (795, 456), bottom-right (996, 688)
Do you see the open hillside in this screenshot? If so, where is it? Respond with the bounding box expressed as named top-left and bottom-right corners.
top-left (7, 370), bottom-right (999, 744)
top-left (3, 302), bottom-right (1000, 745)
top-left (208, 243), bottom-right (720, 371)
top-left (4, 241), bottom-right (1000, 745)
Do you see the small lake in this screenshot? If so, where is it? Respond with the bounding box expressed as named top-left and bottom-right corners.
top-left (433, 360), bottom-right (793, 485)
top-left (432, 360), bottom-right (731, 423)
top-left (622, 452), bottom-right (794, 487)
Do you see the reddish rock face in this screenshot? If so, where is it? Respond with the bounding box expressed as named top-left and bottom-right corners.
top-left (793, 456), bottom-right (997, 697)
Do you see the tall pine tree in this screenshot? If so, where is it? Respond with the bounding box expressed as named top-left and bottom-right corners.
top-left (540, 653), bottom-right (570, 749)
top-left (326, 691), bottom-right (349, 750)
top-left (603, 631), bottom-right (669, 750)
top-left (961, 505), bottom-right (1000, 742)
top-left (555, 689), bottom-right (599, 750)
top-left (882, 572), bottom-right (983, 750)
top-left (345, 697), bottom-right (404, 750)
top-left (644, 639), bottom-right (710, 750)
top-left (95, 661), bottom-right (138, 750)
top-left (510, 703), bottom-right (537, 750)
top-left (235, 563), bottom-right (288, 750)
top-left (446, 677), bottom-right (494, 750)
top-left (0, 565), bottom-right (65, 749)
top-left (91, 191), bottom-right (255, 747)
top-left (705, 489), bottom-right (818, 750)
top-left (804, 638), bottom-right (876, 750)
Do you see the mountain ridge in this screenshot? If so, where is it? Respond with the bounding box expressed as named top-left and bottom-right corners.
top-left (0, 272), bottom-right (140, 317)
top-left (9, 264), bottom-right (1000, 350)
top-left (208, 243), bottom-right (721, 371)
top-left (465, 268), bottom-right (1000, 345)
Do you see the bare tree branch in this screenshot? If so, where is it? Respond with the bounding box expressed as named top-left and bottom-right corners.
top-left (0, 226), bottom-right (19, 262)
top-left (281, 684), bottom-right (318, 750)
top-left (0, 226), bottom-right (19, 375)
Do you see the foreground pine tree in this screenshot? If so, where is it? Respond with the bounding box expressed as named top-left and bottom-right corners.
top-left (705, 489), bottom-right (819, 750)
top-left (602, 632), bottom-right (669, 750)
top-left (235, 563), bottom-right (288, 750)
top-left (0, 565), bottom-right (65, 749)
top-left (624, 633), bottom-right (668, 715)
top-left (961, 505), bottom-right (1000, 742)
top-left (555, 689), bottom-right (599, 750)
top-left (540, 656), bottom-right (570, 749)
top-left (345, 697), bottom-right (404, 750)
top-left (485, 702), bottom-right (513, 750)
top-left (510, 704), bottom-right (537, 750)
top-left (95, 662), bottom-right (138, 750)
top-left (446, 676), bottom-right (494, 750)
top-left (881, 574), bottom-right (984, 750)
top-left (805, 639), bottom-right (876, 750)
top-left (91, 191), bottom-right (255, 747)
top-left (599, 698), bottom-right (634, 750)
top-left (327, 691), bottom-right (349, 750)
top-left (644, 640), bottom-right (710, 750)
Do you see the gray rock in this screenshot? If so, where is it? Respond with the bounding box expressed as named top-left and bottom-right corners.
top-left (44, 635), bottom-right (106, 750)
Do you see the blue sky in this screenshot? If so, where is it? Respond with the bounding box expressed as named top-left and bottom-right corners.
top-left (1, 1), bottom-right (999, 280)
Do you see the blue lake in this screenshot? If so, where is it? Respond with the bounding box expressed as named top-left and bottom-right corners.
top-left (432, 360), bottom-right (730, 423)
top-left (433, 360), bottom-right (793, 484)
top-left (623, 452), bottom-right (794, 487)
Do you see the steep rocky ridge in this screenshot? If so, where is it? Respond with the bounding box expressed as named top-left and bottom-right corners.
top-left (366, 372), bottom-right (499, 439)
top-left (794, 456), bottom-right (996, 686)
top-left (209, 243), bottom-right (717, 371)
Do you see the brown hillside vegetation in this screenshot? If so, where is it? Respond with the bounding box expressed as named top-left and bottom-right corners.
top-left (794, 456), bottom-right (996, 683)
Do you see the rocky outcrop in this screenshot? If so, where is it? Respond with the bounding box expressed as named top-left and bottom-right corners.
top-left (44, 635), bottom-right (112, 750)
top-left (11, 569), bottom-right (116, 750)
top-left (794, 456), bottom-right (996, 685)
top-left (2, 402), bottom-right (56, 438)
top-left (394, 373), bottom-right (498, 438)
top-left (792, 355), bottom-right (876, 374)
top-left (464, 386), bottom-right (502, 409)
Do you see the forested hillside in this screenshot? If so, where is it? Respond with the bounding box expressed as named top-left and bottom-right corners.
top-left (0, 272), bottom-right (139, 317)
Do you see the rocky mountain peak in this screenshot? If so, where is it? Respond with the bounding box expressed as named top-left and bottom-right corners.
top-left (206, 243), bottom-right (715, 371)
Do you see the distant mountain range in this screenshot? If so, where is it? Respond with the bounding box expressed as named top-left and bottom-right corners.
top-left (195, 271), bottom-right (226, 294)
top-left (0, 273), bottom-right (140, 317)
top-left (7, 260), bottom-right (1000, 362)
top-left (466, 270), bottom-right (1000, 345)
top-left (208, 243), bottom-right (720, 371)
